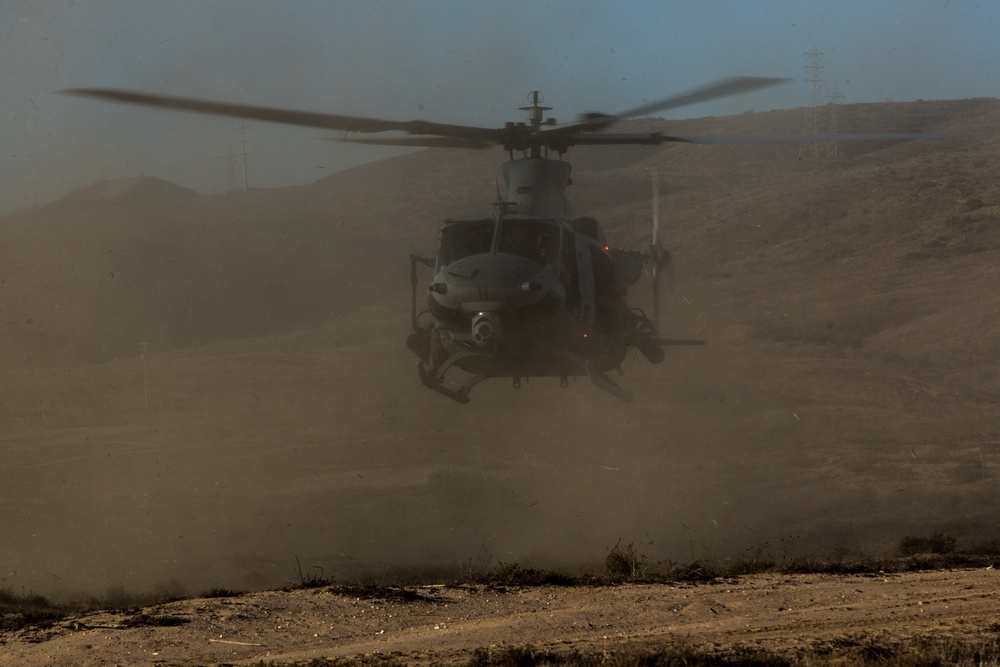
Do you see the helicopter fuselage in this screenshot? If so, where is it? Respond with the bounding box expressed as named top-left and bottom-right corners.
top-left (408, 162), bottom-right (653, 403)
top-left (427, 212), bottom-right (585, 364)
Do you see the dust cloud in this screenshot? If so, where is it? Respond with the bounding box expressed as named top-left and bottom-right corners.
top-left (4, 99), bottom-right (1000, 601)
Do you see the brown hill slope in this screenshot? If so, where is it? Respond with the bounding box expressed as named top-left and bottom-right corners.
top-left (2, 99), bottom-right (1000, 599)
top-left (0, 177), bottom-right (409, 365)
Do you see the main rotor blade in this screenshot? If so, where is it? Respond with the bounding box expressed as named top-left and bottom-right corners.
top-left (615, 76), bottom-right (792, 119)
top-left (570, 132), bottom-right (696, 145)
top-left (330, 134), bottom-right (495, 149)
top-left (546, 129), bottom-right (957, 149)
top-left (61, 88), bottom-right (503, 141)
top-left (673, 132), bottom-right (961, 144)
top-left (541, 76), bottom-right (791, 136)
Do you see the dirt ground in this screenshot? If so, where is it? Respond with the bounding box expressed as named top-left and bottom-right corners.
top-left (4, 567), bottom-right (1000, 666)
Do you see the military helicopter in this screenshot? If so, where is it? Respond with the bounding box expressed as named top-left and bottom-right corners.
top-left (62, 77), bottom-right (941, 403)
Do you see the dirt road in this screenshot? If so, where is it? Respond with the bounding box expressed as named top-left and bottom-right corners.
top-left (5, 567), bottom-right (1000, 665)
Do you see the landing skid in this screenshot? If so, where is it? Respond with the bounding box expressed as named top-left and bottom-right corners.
top-left (416, 350), bottom-right (635, 404)
top-left (417, 353), bottom-right (488, 405)
top-left (586, 361), bottom-right (633, 402)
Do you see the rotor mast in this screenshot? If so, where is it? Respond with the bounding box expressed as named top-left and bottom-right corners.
top-left (519, 91), bottom-right (552, 159)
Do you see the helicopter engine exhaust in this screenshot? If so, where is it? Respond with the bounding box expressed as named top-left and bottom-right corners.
top-left (472, 311), bottom-right (501, 347)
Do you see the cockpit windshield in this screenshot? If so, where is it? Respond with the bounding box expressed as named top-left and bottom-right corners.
top-left (438, 219), bottom-right (494, 267)
top-left (497, 218), bottom-right (560, 268)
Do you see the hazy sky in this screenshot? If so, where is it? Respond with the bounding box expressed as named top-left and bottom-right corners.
top-left (1, 0), bottom-right (996, 215)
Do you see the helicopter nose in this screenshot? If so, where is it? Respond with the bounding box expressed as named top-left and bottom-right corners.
top-left (471, 311), bottom-right (501, 347)
top-left (434, 254), bottom-right (563, 313)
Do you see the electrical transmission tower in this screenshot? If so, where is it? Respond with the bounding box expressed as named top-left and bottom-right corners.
top-left (800, 46), bottom-right (826, 158)
top-left (223, 123), bottom-right (252, 192)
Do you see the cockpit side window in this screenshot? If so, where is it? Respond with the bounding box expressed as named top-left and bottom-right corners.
top-left (497, 219), bottom-right (560, 267)
top-left (438, 219), bottom-right (495, 267)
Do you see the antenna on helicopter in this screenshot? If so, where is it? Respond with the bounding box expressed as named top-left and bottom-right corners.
top-left (492, 179), bottom-right (517, 215)
top-left (649, 167), bottom-right (672, 329)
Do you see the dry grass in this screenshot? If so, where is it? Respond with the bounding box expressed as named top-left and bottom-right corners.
top-left (245, 632), bottom-right (1000, 666)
